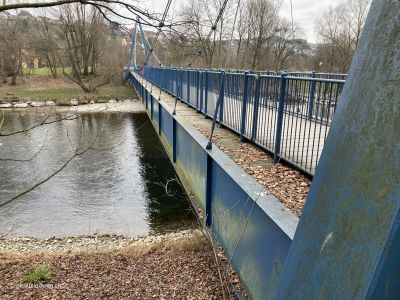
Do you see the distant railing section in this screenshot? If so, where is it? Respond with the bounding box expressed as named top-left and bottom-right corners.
top-left (134, 67), bottom-right (346, 175)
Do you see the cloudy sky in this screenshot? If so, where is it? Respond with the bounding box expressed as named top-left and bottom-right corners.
top-left (279, 0), bottom-right (337, 42)
top-left (145, 0), bottom-right (340, 43)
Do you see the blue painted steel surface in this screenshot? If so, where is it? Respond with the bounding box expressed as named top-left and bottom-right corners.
top-left (274, 0), bottom-right (400, 298)
top-left (152, 95), bottom-right (159, 126)
top-left (274, 72), bottom-right (287, 162)
top-left (210, 161), bottom-right (293, 298)
top-left (129, 72), bottom-right (298, 299)
top-left (135, 66), bottom-right (345, 176)
top-left (251, 75), bottom-right (261, 141)
top-left (161, 108), bottom-right (174, 147)
top-left (240, 72), bottom-right (250, 142)
top-left (207, 71), bottom-right (225, 150)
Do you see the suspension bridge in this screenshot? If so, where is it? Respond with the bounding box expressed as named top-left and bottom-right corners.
top-left (124, 0), bottom-right (400, 298)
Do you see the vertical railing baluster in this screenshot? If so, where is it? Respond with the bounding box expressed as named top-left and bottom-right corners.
top-left (251, 75), bottom-right (261, 141)
top-left (219, 71), bottom-right (224, 126)
top-left (196, 70), bottom-right (200, 112)
top-left (200, 71), bottom-right (204, 113)
top-left (240, 72), bottom-right (250, 142)
top-left (180, 69), bottom-right (183, 102)
top-left (274, 72), bottom-right (287, 163)
top-left (187, 70), bottom-right (191, 107)
top-left (204, 72), bottom-right (209, 118)
top-left (308, 71), bottom-right (316, 120)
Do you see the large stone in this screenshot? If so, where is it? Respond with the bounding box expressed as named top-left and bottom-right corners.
top-left (70, 99), bottom-right (78, 106)
top-left (0, 103), bottom-right (12, 108)
top-left (14, 103), bottom-right (28, 108)
top-left (45, 100), bottom-right (55, 106)
top-left (31, 101), bottom-right (45, 107)
top-left (107, 99), bottom-right (117, 104)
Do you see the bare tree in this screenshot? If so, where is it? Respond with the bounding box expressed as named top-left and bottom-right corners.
top-left (58, 4), bottom-right (108, 92)
top-left (315, 0), bottom-right (370, 72)
top-left (175, 0), bottom-right (217, 67)
top-left (171, 0), bottom-right (234, 68)
top-left (234, 0), bottom-right (246, 68)
top-left (271, 19), bottom-right (304, 70)
top-left (243, 0), bottom-right (280, 70)
top-left (32, 16), bottom-right (60, 77)
top-left (0, 13), bottom-right (23, 85)
top-left (0, 0), bottom-right (192, 31)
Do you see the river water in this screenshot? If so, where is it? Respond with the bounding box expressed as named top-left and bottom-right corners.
top-left (0, 111), bottom-right (196, 238)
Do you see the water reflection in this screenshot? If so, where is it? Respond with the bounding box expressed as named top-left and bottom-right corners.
top-left (0, 111), bottom-right (196, 238)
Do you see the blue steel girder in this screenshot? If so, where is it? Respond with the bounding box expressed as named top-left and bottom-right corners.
top-left (275, 0), bottom-right (400, 298)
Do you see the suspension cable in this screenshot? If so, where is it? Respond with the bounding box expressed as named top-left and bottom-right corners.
top-left (224, 0), bottom-right (241, 69)
top-left (145, 0), bottom-right (173, 66)
top-left (206, 0), bottom-right (229, 40)
top-left (155, 0), bottom-right (172, 41)
top-left (289, 0), bottom-right (294, 36)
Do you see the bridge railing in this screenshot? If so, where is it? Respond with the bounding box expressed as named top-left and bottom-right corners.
top-left (135, 67), bottom-right (345, 175)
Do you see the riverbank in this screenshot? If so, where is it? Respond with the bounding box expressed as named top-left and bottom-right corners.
top-left (0, 75), bottom-right (133, 104)
top-left (0, 230), bottom-right (198, 254)
top-left (0, 230), bottom-right (240, 299)
top-left (0, 99), bottom-right (144, 114)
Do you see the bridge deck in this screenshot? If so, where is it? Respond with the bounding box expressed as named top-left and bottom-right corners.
top-left (136, 74), bottom-right (311, 216)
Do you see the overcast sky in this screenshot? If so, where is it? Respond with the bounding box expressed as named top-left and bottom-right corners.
top-left (144, 0), bottom-right (340, 43)
top-left (279, 0), bottom-right (337, 43)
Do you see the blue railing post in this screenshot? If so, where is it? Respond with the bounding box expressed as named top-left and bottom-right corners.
top-left (204, 71), bottom-right (209, 118)
top-left (206, 71), bottom-right (225, 150)
top-left (199, 71), bottom-right (204, 113)
top-left (180, 69), bottom-right (183, 102)
top-left (251, 75), bottom-right (261, 141)
top-left (274, 72), bottom-right (287, 163)
top-left (187, 70), bottom-right (191, 107)
top-left (308, 71), bottom-right (316, 120)
top-left (240, 72), bottom-right (250, 142)
top-left (218, 71), bottom-right (224, 126)
top-left (173, 69), bottom-right (180, 115)
top-left (196, 70), bottom-right (200, 112)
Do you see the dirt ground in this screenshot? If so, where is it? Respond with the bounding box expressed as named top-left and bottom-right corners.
top-left (0, 232), bottom-right (238, 300)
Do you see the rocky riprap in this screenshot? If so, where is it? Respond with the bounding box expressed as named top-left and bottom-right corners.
top-left (0, 93), bottom-right (128, 108)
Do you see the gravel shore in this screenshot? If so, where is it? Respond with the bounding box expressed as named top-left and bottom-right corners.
top-left (0, 230), bottom-right (199, 254)
top-left (0, 230), bottom-right (239, 299)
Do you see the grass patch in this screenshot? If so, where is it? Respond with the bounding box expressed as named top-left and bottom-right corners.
top-left (23, 67), bottom-right (72, 76)
top-left (0, 76), bottom-right (134, 102)
top-left (4, 88), bottom-right (83, 101)
top-left (19, 265), bottom-right (52, 284)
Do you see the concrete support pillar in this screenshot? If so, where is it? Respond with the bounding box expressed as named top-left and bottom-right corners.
top-left (275, 0), bottom-right (400, 298)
